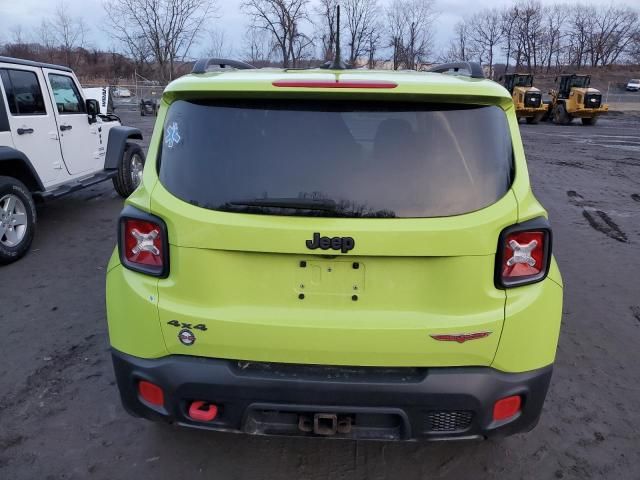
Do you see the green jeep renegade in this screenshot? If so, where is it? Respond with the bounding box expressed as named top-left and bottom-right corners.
top-left (106, 59), bottom-right (563, 441)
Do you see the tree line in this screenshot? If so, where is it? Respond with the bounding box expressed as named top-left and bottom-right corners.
top-left (1, 0), bottom-right (639, 83)
top-left (444, 1), bottom-right (640, 77)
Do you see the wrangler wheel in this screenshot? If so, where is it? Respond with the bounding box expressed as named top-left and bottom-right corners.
top-left (0, 176), bottom-right (36, 265)
top-left (113, 143), bottom-right (146, 198)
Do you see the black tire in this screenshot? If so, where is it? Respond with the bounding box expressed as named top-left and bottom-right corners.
top-left (582, 117), bottom-right (597, 126)
top-left (553, 103), bottom-right (572, 125)
top-left (0, 176), bottom-right (36, 265)
top-left (113, 143), bottom-right (146, 198)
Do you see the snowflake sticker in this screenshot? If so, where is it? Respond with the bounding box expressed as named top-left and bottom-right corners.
top-left (165, 122), bottom-right (181, 148)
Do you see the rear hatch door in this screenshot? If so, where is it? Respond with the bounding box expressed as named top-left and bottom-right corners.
top-left (152, 94), bottom-right (517, 367)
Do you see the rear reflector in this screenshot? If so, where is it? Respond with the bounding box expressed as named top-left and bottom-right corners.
top-left (493, 395), bottom-right (522, 421)
top-left (272, 79), bottom-right (398, 89)
top-left (138, 380), bottom-right (164, 406)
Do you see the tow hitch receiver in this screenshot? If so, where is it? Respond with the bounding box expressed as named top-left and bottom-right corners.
top-left (298, 413), bottom-right (353, 435)
top-left (314, 413), bottom-right (338, 435)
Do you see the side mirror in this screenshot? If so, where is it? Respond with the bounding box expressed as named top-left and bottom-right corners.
top-left (86, 99), bottom-right (100, 117)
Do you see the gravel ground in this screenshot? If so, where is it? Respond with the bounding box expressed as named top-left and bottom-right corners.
top-left (1, 110), bottom-right (639, 480)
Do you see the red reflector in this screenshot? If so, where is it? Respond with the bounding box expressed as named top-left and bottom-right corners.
top-left (188, 401), bottom-right (218, 422)
top-left (502, 231), bottom-right (545, 279)
top-left (272, 79), bottom-right (398, 89)
top-left (138, 380), bottom-right (164, 406)
top-left (124, 218), bottom-right (163, 268)
top-left (493, 395), bottom-right (521, 421)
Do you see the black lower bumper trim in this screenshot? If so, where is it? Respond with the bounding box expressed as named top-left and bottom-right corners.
top-left (111, 349), bottom-right (553, 441)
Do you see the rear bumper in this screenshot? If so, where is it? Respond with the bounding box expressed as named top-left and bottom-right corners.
top-left (112, 349), bottom-right (553, 441)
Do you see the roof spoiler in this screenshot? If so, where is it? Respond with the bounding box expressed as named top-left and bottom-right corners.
top-left (427, 62), bottom-right (485, 79)
top-left (192, 58), bottom-right (257, 74)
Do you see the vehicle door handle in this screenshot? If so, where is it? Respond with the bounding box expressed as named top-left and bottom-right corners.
top-left (17, 128), bottom-right (34, 135)
top-left (60, 125), bottom-right (73, 131)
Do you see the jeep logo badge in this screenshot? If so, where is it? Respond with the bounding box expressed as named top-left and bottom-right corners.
top-left (306, 232), bottom-right (355, 253)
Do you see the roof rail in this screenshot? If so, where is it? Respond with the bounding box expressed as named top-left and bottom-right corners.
top-left (0, 56), bottom-right (73, 73)
top-left (192, 58), bottom-right (257, 74)
top-left (427, 62), bottom-right (485, 79)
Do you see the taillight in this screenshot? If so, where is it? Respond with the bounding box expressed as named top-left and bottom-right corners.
top-left (496, 218), bottom-right (551, 288)
top-left (118, 206), bottom-right (169, 277)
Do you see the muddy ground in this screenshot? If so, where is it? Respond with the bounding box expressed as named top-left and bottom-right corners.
top-left (1, 110), bottom-right (640, 480)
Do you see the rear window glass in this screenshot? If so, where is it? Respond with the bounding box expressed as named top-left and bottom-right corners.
top-left (159, 100), bottom-right (513, 218)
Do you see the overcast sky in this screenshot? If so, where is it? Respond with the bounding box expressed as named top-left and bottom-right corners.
top-left (0, 0), bottom-right (635, 59)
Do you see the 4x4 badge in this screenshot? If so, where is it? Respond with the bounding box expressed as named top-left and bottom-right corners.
top-left (306, 232), bottom-right (354, 253)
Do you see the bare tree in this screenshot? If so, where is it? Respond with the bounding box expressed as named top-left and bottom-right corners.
top-left (204, 29), bottom-right (232, 58)
top-left (104, 0), bottom-right (218, 81)
top-left (2, 26), bottom-right (33, 59)
top-left (52, 0), bottom-right (88, 68)
top-left (386, 0), bottom-right (437, 70)
top-left (469, 9), bottom-right (503, 78)
top-left (242, 28), bottom-right (274, 65)
top-left (586, 6), bottom-right (639, 67)
top-left (540, 4), bottom-right (568, 72)
top-left (441, 20), bottom-right (474, 63)
top-left (241, 0), bottom-right (312, 68)
top-left (500, 6), bottom-right (519, 74)
top-left (37, 20), bottom-right (58, 63)
top-left (315, 0), bottom-right (339, 62)
top-left (366, 23), bottom-right (383, 68)
top-left (343, 0), bottom-right (379, 66)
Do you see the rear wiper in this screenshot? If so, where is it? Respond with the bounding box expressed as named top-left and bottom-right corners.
top-left (226, 197), bottom-right (338, 211)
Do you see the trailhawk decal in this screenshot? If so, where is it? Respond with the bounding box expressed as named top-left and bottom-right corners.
top-left (306, 233), bottom-right (355, 253)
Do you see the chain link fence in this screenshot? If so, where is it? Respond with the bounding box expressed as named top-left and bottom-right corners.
top-left (82, 82), bottom-right (167, 115)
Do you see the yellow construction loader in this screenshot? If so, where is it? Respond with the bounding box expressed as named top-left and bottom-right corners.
top-left (501, 73), bottom-right (548, 124)
top-left (548, 74), bottom-right (608, 125)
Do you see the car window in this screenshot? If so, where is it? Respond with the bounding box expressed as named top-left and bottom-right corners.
top-left (159, 100), bottom-right (514, 218)
top-left (48, 74), bottom-right (85, 114)
top-left (0, 69), bottom-right (47, 115)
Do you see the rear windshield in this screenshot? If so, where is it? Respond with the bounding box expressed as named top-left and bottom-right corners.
top-left (159, 100), bottom-right (513, 218)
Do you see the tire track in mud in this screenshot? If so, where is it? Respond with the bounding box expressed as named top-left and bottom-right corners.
top-left (0, 337), bottom-right (97, 416)
top-left (567, 191), bottom-right (628, 243)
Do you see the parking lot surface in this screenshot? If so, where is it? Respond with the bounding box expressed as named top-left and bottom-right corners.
top-left (1, 110), bottom-right (639, 479)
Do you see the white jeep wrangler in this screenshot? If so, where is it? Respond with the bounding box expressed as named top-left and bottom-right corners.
top-left (0, 56), bottom-right (145, 265)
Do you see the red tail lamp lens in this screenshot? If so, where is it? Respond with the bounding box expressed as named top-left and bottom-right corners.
top-left (138, 380), bottom-right (164, 406)
top-left (493, 395), bottom-right (522, 421)
top-left (124, 219), bottom-right (163, 268)
top-left (501, 230), bottom-right (548, 286)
